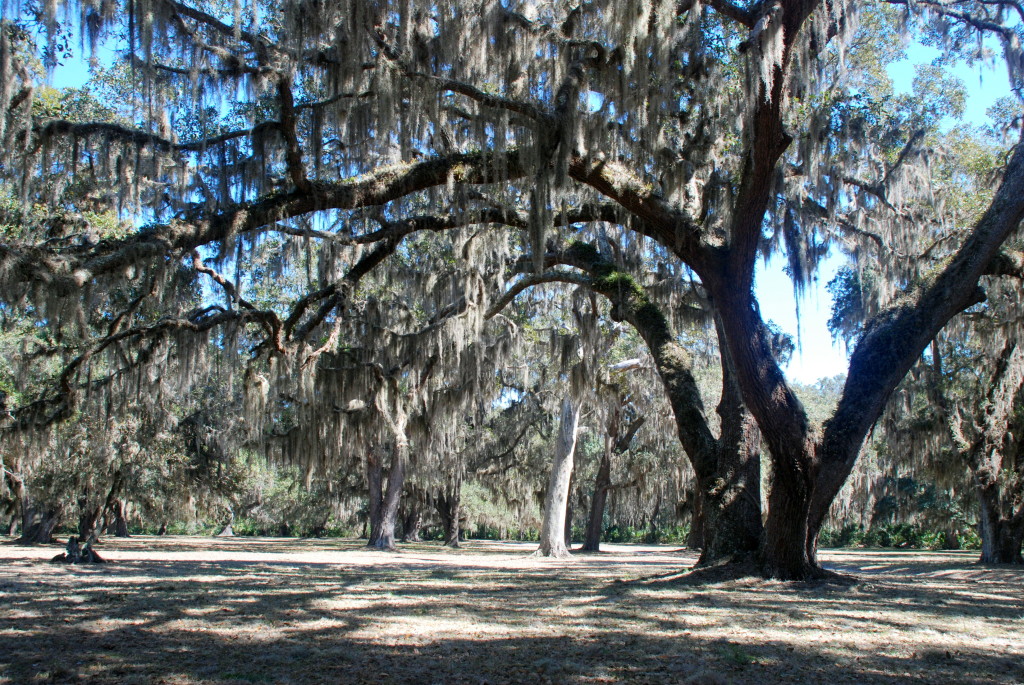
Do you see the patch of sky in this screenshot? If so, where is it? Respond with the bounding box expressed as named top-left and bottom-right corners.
top-left (758, 42), bottom-right (1012, 384)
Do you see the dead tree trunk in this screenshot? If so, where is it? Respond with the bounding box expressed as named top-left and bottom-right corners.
top-left (536, 397), bottom-right (580, 558)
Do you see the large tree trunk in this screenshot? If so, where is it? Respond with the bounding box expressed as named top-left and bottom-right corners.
top-left (107, 499), bottom-right (130, 537)
top-left (977, 482), bottom-right (1024, 564)
top-left (400, 490), bottom-right (423, 542)
top-left (696, 319), bottom-right (763, 566)
top-left (436, 474), bottom-right (463, 548)
top-left (536, 397), bottom-right (580, 558)
top-left (582, 451), bottom-right (611, 552)
top-left (686, 488), bottom-right (706, 550)
top-left (78, 502), bottom-right (103, 544)
top-left (7, 470), bottom-right (61, 544)
top-left (368, 446), bottom-right (406, 550)
top-left (564, 246), bottom-right (764, 568)
top-left (19, 500), bottom-right (62, 544)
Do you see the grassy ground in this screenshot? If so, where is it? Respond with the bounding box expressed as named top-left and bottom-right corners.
top-left (0, 536), bottom-right (1021, 684)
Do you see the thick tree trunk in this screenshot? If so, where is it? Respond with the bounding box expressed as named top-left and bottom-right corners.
top-left (77, 498), bottom-right (103, 544)
top-left (8, 471), bottom-right (61, 544)
top-left (400, 492), bottom-right (423, 542)
top-left (977, 483), bottom-right (1024, 564)
top-left (108, 500), bottom-right (130, 537)
top-left (536, 397), bottom-right (580, 558)
top-left (696, 320), bottom-right (763, 566)
top-left (436, 475), bottom-right (463, 548)
top-left (18, 500), bottom-right (61, 544)
top-left (582, 451), bottom-right (611, 552)
top-left (369, 446), bottom-right (406, 550)
top-left (686, 488), bottom-right (706, 550)
top-left (760, 441), bottom-right (821, 579)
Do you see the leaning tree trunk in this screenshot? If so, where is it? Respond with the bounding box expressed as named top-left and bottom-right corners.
top-left (566, 245), bottom-right (764, 568)
top-left (582, 451), bottom-right (611, 552)
top-left (977, 482), bottom-right (1024, 564)
top-left (536, 397), bottom-right (580, 558)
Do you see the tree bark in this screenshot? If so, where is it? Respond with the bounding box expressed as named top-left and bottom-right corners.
top-left (697, 331), bottom-right (763, 566)
top-left (536, 397), bottom-right (580, 557)
top-left (368, 446), bottom-right (406, 550)
top-left (77, 497), bottom-right (103, 544)
top-left (582, 451), bottom-right (611, 552)
top-left (19, 500), bottom-right (61, 544)
top-left (108, 499), bottom-right (130, 537)
top-left (686, 487), bottom-right (706, 550)
top-left (435, 474), bottom-right (463, 548)
top-left (400, 490), bottom-right (423, 542)
top-left (559, 245), bottom-right (763, 566)
top-left (977, 482), bottom-right (1024, 564)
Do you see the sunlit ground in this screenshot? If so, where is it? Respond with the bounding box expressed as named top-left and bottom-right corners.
top-left (1, 536), bottom-right (1021, 684)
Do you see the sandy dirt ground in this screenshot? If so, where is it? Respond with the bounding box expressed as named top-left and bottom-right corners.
top-left (1, 536), bottom-right (1021, 684)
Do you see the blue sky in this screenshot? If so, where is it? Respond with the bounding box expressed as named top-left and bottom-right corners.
top-left (759, 46), bottom-right (1012, 384)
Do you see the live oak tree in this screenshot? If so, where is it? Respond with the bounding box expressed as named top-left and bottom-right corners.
top-left (827, 112), bottom-right (1024, 563)
top-left (3, 0), bottom-right (1024, 577)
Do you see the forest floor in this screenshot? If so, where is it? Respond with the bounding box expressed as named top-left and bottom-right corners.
top-left (0, 537), bottom-right (1021, 684)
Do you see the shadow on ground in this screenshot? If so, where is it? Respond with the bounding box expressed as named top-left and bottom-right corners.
top-left (0, 538), bottom-right (1020, 684)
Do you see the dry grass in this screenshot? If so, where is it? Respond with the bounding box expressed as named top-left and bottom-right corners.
top-left (1, 536), bottom-right (1022, 684)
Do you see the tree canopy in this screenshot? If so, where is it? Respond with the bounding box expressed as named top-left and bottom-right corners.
top-left (2, 0), bottom-right (1024, 576)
